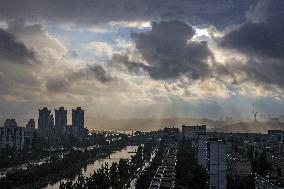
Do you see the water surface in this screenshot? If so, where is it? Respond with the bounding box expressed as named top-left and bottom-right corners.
top-left (44, 145), bottom-right (139, 189)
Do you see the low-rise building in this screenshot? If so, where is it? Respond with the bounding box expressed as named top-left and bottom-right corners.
top-left (164, 127), bottom-right (180, 141)
top-left (182, 125), bottom-right (206, 140)
top-left (268, 130), bottom-right (284, 143)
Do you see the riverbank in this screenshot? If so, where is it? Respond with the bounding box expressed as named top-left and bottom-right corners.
top-left (45, 145), bottom-right (139, 189)
top-left (58, 137), bottom-right (159, 189)
top-left (0, 138), bottom-right (131, 188)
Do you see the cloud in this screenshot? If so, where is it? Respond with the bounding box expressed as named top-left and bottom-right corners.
top-left (218, 0), bottom-right (284, 89)
top-left (0, 20), bottom-right (114, 90)
top-left (84, 41), bottom-right (113, 60)
top-left (220, 0), bottom-right (284, 59)
top-left (6, 19), bottom-right (67, 59)
top-left (44, 64), bottom-right (114, 94)
top-left (0, 28), bottom-right (34, 63)
top-left (109, 17), bottom-right (284, 100)
top-left (119, 19), bottom-right (213, 80)
top-left (0, 0), bottom-right (256, 27)
top-left (0, 23), bottom-right (40, 98)
top-left (89, 65), bottom-right (112, 83)
top-left (220, 24), bottom-right (284, 60)
top-left (0, 20), bottom-right (117, 112)
top-left (45, 77), bottom-right (69, 92)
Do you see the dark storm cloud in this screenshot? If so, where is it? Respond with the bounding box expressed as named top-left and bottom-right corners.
top-left (0, 28), bottom-right (34, 62)
top-left (122, 19), bottom-right (213, 80)
top-left (221, 0), bottom-right (284, 59)
top-left (219, 0), bottom-right (284, 88)
top-left (246, 58), bottom-right (284, 88)
top-left (221, 23), bottom-right (284, 59)
top-left (0, 0), bottom-right (256, 28)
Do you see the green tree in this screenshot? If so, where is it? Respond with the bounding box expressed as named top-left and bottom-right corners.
top-left (118, 159), bottom-right (129, 180)
top-left (175, 139), bottom-right (208, 189)
top-left (251, 151), bottom-right (271, 176)
top-left (109, 162), bottom-right (119, 186)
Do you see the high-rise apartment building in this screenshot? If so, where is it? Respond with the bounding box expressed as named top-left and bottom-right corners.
top-left (48, 114), bottom-right (54, 129)
top-left (38, 107), bottom-right (54, 132)
top-left (72, 107), bottom-right (84, 137)
top-left (25, 119), bottom-right (35, 146)
top-left (0, 119), bottom-right (25, 150)
top-left (55, 107), bottom-right (67, 134)
top-left (197, 134), bottom-right (208, 169)
top-left (186, 125), bottom-right (227, 189)
top-left (26, 119), bottom-right (35, 130)
top-left (208, 139), bottom-right (227, 189)
top-left (182, 125), bottom-right (208, 169)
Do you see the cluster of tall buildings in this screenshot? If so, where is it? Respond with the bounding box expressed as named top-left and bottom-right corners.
top-left (182, 125), bottom-right (227, 189)
top-left (38, 107), bottom-right (85, 138)
top-left (0, 107), bottom-right (86, 151)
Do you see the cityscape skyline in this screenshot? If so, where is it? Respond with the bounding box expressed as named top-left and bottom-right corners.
top-left (1, 106), bottom-right (284, 134)
top-left (1, 1), bottom-right (284, 188)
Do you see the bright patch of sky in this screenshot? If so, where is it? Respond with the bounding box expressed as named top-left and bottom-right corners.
top-left (0, 21), bottom-right (8, 29)
top-left (193, 27), bottom-right (211, 41)
top-left (46, 22), bottom-right (150, 64)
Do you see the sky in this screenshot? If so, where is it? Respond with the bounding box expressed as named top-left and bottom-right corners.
top-left (0, 0), bottom-right (284, 128)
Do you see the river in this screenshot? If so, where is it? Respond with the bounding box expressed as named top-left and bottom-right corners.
top-left (43, 145), bottom-right (139, 189)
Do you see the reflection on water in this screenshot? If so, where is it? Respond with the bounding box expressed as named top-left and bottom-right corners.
top-left (44, 145), bottom-right (139, 189)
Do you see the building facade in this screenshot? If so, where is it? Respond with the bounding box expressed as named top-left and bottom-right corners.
top-left (197, 134), bottom-right (208, 169)
top-left (182, 125), bottom-right (206, 140)
top-left (164, 127), bottom-right (180, 141)
top-left (0, 119), bottom-right (25, 150)
top-left (38, 107), bottom-right (54, 131)
top-left (55, 107), bottom-right (67, 135)
top-left (208, 139), bottom-right (227, 189)
top-left (25, 119), bottom-right (35, 147)
top-left (268, 130), bottom-right (284, 143)
top-left (72, 107), bottom-right (84, 137)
